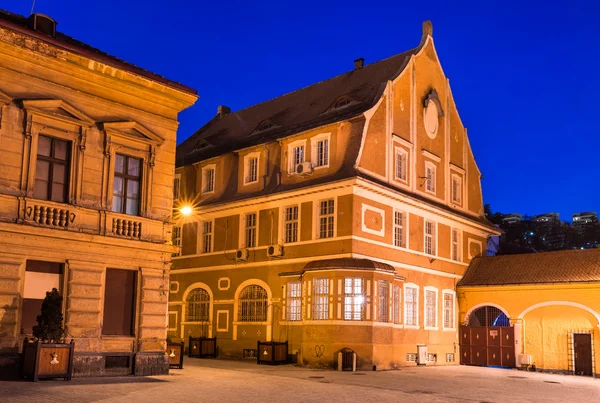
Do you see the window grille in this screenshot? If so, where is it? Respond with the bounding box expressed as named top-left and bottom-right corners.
top-left (112, 154), bottom-right (141, 216)
top-left (425, 220), bottom-right (435, 255)
top-left (427, 353), bottom-right (437, 362)
top-left (286, 282), bottom-right (302, 321)
top-left (393, 285), bottom-right (401, 324)
top-left (202, 221), bottom-right (213, 253)
top-left (405, 286), bottom-right (418, 326)
top-left (446, 353), bottom-right (455, 363)
top-left (203, 168), bottom-right (215, 193)
top-left (315, 139), bottom-right (329, 167)
top-left (246, 157), bottom-right (258, 183)
top-left (425, 289), bottom-right (437, 328)
top-left (394, 211), bottom-right (405, 247)
top-left (378, 280), bottom-right (389, 322)
top-left (284, 206), bottom-right (299, 243)
top-left (245, 213), bottom-right (257, 248)
top-left (425, 164), bottom-right (436, 193)
top-left (312, 278), bottom-right (329, 320)
top-left (318, 200), bottom-right (335, 239)
top-left (468, 306), bottom-right (510, 327)
top-left (443, 293), bottom-right (454, 329)
top-left (451, 229), bottom-right (460, 261)
top-left (406, 353), bottom-right (417, 362)
top-left (186, 288), bottom-right (210, 322)
top-left (344, 278), bottom-right (364, 321)
top-left (238, 285), bottom-right (267, 322)
top-left (172, 226), bottom-right (181, 257)
top-left (395, 150), bottom-right (407, 181)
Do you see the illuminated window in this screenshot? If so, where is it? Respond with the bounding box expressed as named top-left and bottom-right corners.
top-left (344, 278), bottom-right (364, 321)
top-left (286, 282), bottom-right (302, 321)
top-left (312, 278), bottom-right (329, 320)
top-left (318, 200), bottom-right (335, 239)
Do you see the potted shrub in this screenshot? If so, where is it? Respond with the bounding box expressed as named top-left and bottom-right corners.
top-left (21, 288), bottom-right (74, 381)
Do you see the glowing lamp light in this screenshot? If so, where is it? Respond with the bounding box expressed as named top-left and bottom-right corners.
top-left (355, 295), bottom-right (365, 305)
top-left (180, 205), bottom-right (193, 217)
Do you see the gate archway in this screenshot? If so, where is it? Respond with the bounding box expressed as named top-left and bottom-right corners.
top-left (460, 305), bottom-right (515, 368)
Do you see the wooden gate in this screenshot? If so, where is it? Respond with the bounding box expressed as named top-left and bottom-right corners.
top-left (460, 326), bottom-right (515, 368)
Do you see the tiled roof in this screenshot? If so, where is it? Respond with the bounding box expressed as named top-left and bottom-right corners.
top-left (176, 48), bottom-right (416, 166)
top-left (303, 258), bottom-right (396, 272)
top-left (0, 9), bottom-right (196, 95)
top-left (458, 248), bottom-right (600, 287)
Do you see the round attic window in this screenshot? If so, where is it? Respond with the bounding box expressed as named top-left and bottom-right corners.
top-left (423, 101), bottom-right (439, 139)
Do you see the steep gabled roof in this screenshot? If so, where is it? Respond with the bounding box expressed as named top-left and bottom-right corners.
top-left (458, 248), bottom-right (600, 287)
top-left (176, 48), bottom-right (417, 166)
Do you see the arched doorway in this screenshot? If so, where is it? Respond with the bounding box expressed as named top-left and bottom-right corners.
top-left (460, 305), bottom-right (515, 368)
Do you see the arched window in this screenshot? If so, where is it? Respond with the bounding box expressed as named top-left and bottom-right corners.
top-left (186, 288), bottom-right (210, 322)
top-left (468, 306), bottom-right (510, 327)
top-left (238, 285), bottom-right (268, 322)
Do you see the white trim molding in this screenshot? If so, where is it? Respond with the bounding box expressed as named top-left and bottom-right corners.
top-left (361, 203), bottom-right (386, 237)
top-left (442, 289), bottom-right (456, 331)
top-left (403, 282), bottom-right (420, 329)
top-left (423, 286), bottom-right (439, 330)
top-left (216, 310), bottom-right (230, 332)
top-left (310, 132), bottom-right (331, 170)
top-left (518, 301), bottom-right (600, 326)
top-left (463, 302), bottom-right (511, 326)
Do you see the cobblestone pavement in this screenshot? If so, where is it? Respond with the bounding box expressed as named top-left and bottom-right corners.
top-left (1, 359), bottom-right (599, 403)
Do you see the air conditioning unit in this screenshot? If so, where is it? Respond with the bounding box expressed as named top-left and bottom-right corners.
top-left (416, 344), bottom-right (428, 365)
top-left (519, 354), bottom-right (532, 365)
top-left (295, 162), bottom-right (313, 175)
top-left (267, 244), bottom-right (284, 258)
top-left (236, 249), bottom-right (249, 261)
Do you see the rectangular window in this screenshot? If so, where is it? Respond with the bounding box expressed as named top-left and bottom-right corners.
top-left (451, 228), bottom-right (460, 262)
top-left (405, 286), bottom-right (418, 326)
top-left (425, 164), bottom-right (436, 193)
top-left (202, 221), bottom-right (213, 253)
top-left (393, 211), bottom-right (405, 247)
top-left (425, 289), bottom-right (437, 328)
top-left (292, 145), bottom-right (305, 170)
top-left (452, 175), bottom-right (462, 204)
top-left (173, 177), bottom-right (180, 201)
top-left (245, 156), bottom-right (258, 184)
top-left (393, 285), bottom-right (401, 324)
top-left (286, 282), bottom-right (302, 321)
top-left (245, 213), bottom-right (257, 248)
top-left (103, 268), bottom-right (136, 336)
top-left (34, 135), bottom-right (71, 203)
top-left (21, 261), bottom-right (63, 335)
top-left (344, 278), bottom-right (364, 321)
top-left (284, 206), bottom-right (299, 243)
top-left (377, 280), bottom-right (389, 322)
top-left (172, 226), bottom-right (181, 257)
top-left (318, 199), bottom-right (335, 239)
top-left (112, 154), bottom-right (142, 216)
top-left (395, 149), bottom-right (407, 182)
top-left (315, 138), bottom-right (329, 167)
top-left (312, 278), bottom-right (329, 320)
top-left (425, 220), bottom-right (436, 255)
top-left (443, 292), bottom-right (455, 329)
top-left (203, 167), bottom-right (215, 193)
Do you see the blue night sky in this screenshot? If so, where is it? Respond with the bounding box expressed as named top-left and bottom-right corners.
top-left (6, 0), bottom-right (599, 221)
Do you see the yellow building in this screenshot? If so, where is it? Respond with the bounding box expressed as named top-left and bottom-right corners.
top-left (0, 11), bottom-right (197, 375)
top-left (169, 20), bottom-right (499, 370)
top-left (458, 249), bottom-right (600, 377)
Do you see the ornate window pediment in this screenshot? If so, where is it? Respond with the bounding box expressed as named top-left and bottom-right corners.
top-left (101, 121), bottom-right (164, 147)
top-left (22, 99), bottom-right (95, 132)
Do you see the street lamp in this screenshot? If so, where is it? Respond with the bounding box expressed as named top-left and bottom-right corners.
top-left (180, 205), bottom-right (193, 217)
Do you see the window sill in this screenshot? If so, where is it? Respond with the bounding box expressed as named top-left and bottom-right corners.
top-left (424, 326), bottom-right (439, 331)
top-left (404, 325), bottom-right (420, 330)
top-left (312, 164), bottom-right (329, 171)
top-left (233, 321), bottom-right (269, 325)
top-left (243, 180), bottom-right (259, 186)
top-left (201, 191), bottom-right (214, 196)
top-left (442, 327), bottom-right (456, 332)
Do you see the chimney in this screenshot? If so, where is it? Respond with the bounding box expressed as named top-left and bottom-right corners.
top-left (217, 105), bottom-right (231, 117)
top-left (354, 58), bottom-right (364, 70)
top-left (27, 14), bottom-right (57, 38)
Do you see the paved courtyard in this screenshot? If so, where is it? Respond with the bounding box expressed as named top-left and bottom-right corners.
top-left (1, 359), bottom-right (599, 402)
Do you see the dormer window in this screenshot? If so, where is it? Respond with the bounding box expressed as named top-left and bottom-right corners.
top-left (256, 120), bottom-right (274, 132)
top-left (333, 97), bottom-right (351, 109)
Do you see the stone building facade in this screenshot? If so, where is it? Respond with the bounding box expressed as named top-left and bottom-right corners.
top-left (0, 11), bottom-right (197, 376)
top-left (169, 21), bottom-right (499, 369)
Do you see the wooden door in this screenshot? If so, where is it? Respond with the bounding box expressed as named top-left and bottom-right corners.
top-left (574, 334), bottom-right (593, 376)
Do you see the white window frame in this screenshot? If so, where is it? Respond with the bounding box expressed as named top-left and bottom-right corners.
top-left (310, 133), bottom-right (331, 169)
top-left (286, 281), bottom-right (302, 321)
top-left (377, 280), bottom-right (389, 323)
top-left (451, 228), bottom-right (461, 262)
top-left (394, 147), bottom-right (408, 183)
top-left (287, 139), bottom-right (307, 173)
top-left (451, 174), bottom-right (462, 205)
top-left (424, 286), bottom-right (439, 330)
top-left (315, 198), bottom-right (336, 239)
top-left (312, 278), bottom-right (329, 320)
top-left (173, 174), bottom-right (181, 201)
top-left (393, 284), bottom-right (401, 324)
top-left (243, 152), bottom-right (260, 185)
top-left (442, 289), bottom-right (456, 331)
top-left (172, 225), bottom-right (182, 257)
top-left (282, 204), bottom-right (300, 244)
top-left (201, 164), bottom-right (215, 194)
top-left (393, 210), bottom-right (406, 248)
top-left (200, 220), bottom-right (214, 253)
top-left (403, 283), bottom-right (419, 329)
top-left (425, 161), bottom-right (436, 194)
top-left (344, 278), bottom-right (364, 321)
top-left (424, 220), bottom-right (437, 256)
top-left (240, 212), bottom-right (259, 249)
